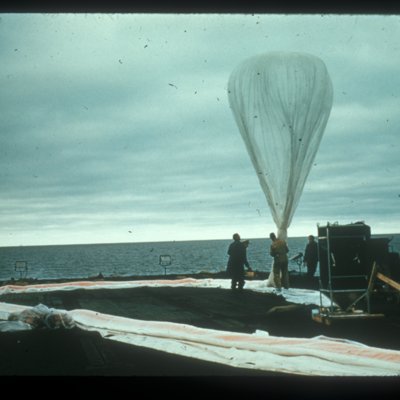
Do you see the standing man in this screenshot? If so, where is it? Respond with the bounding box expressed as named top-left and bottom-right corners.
top-left (227, 233), bottom-right (252, 290)
top-left (303, 235), bottom-right (319, 278)
top-left (269, 232), bottom-right (289, 292)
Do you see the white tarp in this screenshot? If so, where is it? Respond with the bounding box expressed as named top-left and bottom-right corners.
top-left (0, 302), bottom-right (399, 376)
top-left (0, 278), bottom-right (335, 307)
top-left (0, 303), bottom-right (75, 331)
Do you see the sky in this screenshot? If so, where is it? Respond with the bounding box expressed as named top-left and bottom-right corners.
top-left (1, 12), bottom-right (399, 246)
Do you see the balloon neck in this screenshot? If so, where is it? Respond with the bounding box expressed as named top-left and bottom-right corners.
top-left (277, 228), bottom-right (288, 241)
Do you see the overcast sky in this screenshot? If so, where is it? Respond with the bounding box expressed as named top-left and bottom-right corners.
top-left (1, 13), bottom-right (399, 246)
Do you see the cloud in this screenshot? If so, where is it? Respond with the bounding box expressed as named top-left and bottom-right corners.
top-left (0, 13), bottom-right (399, 245)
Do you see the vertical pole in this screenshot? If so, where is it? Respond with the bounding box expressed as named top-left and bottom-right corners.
top-left (366, 262), bottom-right (378, 314)
top-left (326, 223), bottom-right (334, 313)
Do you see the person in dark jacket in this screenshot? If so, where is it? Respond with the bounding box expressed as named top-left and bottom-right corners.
top-left (227, 233), bottom-right (252, 290)
top-left (303, 235), bottom-right (319, 278)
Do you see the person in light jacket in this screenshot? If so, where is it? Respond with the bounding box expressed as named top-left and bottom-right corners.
top-left (269, 232), bottom-right (289, 291)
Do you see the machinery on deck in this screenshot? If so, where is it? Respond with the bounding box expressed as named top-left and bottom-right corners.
top-left (312, 222), bottom-right (400, 325)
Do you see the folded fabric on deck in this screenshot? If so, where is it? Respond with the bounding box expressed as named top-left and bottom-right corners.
top-left (0, 301), bottom-right (399, 376)
top-left (0, 278), bottom-right (333, 307)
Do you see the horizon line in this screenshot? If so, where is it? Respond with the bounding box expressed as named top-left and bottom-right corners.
top-left (1, 231), bottom-right (399, 249)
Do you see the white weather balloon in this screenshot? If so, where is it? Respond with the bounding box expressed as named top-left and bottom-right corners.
top-left (228, 52), bottom-right (333, 239)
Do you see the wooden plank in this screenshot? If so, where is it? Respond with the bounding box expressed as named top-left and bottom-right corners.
top-left (327, 313), bottom-right (384, 320)
top-left (376, 272), bottom-right (400, 292)
top-left (311, 312), bottom-right (385, 325)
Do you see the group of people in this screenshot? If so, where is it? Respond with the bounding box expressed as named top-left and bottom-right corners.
top-left (227, 232), bottom-right (319, 292)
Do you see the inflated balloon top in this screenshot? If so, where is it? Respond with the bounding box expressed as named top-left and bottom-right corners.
top-left (228, 52), bottom-right (333, 240)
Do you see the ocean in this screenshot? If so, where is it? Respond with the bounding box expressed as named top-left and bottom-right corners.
top-left (0, 234), bottom-right (399, 282)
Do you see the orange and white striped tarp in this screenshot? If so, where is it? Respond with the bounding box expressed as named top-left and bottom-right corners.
top-left (0, 278), bottom-right (334, 307)
top-left (0, 300), bottom-right (399, 376)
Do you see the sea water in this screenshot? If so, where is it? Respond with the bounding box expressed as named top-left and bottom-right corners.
top-left (0, 235), bottom-right (399, 282)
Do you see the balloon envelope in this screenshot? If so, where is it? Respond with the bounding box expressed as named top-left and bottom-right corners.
top-left (228, 52), bottom-right (333, 239)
